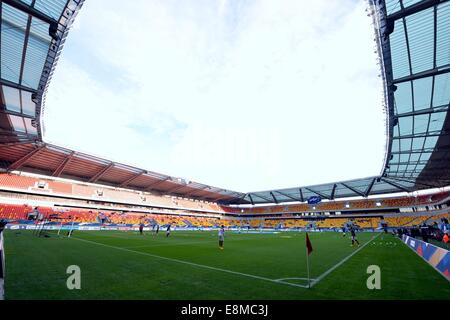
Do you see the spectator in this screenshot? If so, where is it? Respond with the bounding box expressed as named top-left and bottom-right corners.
top-left (0, 219), bottom-right (7, 234)
top-left (420, 226), bottom-right (429, 243)
top-left (443, 231), bottom-right (449, 244)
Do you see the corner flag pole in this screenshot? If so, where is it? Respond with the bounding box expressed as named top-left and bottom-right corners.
top-left (306, 244), bottom-right (311, 288)
top-left (305, 232), bottom-right (313, 289)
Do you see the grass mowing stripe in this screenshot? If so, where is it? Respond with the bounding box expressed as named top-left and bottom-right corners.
top-left (71, 236), bottom-right (309, 289)
top-left (311, 233), bottom-right (381, 287)
top-left (123, 236), bottom-right (270, 249)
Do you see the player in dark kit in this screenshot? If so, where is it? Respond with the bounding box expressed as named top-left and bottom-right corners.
top-left (166, 224), bottom-right (171, 237)
top-left (218, 225), bottom-right (225, 250)
top-left (350, 227), bottom-right (359, 246)
top-left (139, 223), bottom-right (144, 235)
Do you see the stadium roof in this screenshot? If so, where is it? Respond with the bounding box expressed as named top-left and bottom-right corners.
top-left (0, 142), bottom-right (244, 201)
top-left (0, 0), bottom-right (449, 205)
top-left (0, 0), bottom-right (81, 143)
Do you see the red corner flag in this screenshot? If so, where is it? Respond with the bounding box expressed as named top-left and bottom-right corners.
top-left (306, 232), bottom-right (313, 255)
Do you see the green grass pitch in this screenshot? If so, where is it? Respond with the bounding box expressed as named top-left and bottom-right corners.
top-left (3, 230), bottom-right (449, 299)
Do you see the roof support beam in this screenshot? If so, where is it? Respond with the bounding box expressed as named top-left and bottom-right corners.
top-left (0, 110), bottom-right (35, 120)
top-left (0, 79), bottom-right (37, 93)
top-left (299, 188), bottom-right (304, 202)
top-left (304, 187), bottom-right (331, 200)
top-left (341, 183), bottom-right (365, 197)
top-left (248, 194), bottom-right (255, 206)
top-left (52, 151), bottom-right (75, 177)
top-left (387, 0), bottom-right (443, 22)
top-left (395, 105), bottom-right (448, 118)
top-left (8, 145), bottom-right (44, 170)
top-left (118, 171), bottom-right (145, 187)
top-left (364, 178), bottom-right (377, 197)
top-left (269, 192), bottom-right (278, 204)
top-left (392, 66), bottom-right (450, 84)
top-left (390, 147), bottom-right (442, 154)
top-left (330, 184), bottom-right (337, 200)
top-left (392, 131), bottom-right (449, 139)
top-left (380, 178), bottom-right (411, 193)
top-left (89, 163), bottom-right (114, 183)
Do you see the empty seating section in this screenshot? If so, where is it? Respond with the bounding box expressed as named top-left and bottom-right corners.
top-left (0, 202), bottom-right (449, 229)
top-left (223, 191), bottom-right (450, 214)
top-left (0, 173), bottom-right (449, 216)
top-left (0, 204), bottom-right (32, 220)
top-left (0, 173), bottom-right (221, 212)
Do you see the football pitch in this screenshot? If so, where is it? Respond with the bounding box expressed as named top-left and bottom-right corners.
top-left (3, 230), bottom-right (449, 299)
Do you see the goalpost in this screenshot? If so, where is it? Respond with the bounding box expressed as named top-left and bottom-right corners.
top-left (34, 213), bottom-right (72, 238)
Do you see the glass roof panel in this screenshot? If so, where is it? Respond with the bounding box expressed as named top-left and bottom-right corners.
top-left (2, 85), bottom-right (21, 112)
top-left (433, 73), bottom-right (450, 107)
top-left (333, 185), bottom-right (356, 198)
top-left (399, 153), bottom-right (409, 162)
top-left (394, 81), bottom-right (413, 114)
top-left (34, 0), bottom-right (67, 20)
top-left (400, 138), bottom-right (412, 152)
top-left (412, 77), bottom-right (433, 110)
top-left (398, 116), bottom-right (413, 135)
top-left (392, 139), bottom-right (400, 152)
top-left (8, 114), bottom-right (26, 132)
top-left (390, 19), bottom-right (410, 79)
top-left (428, 112), bottom-right (446, 133)
top-left (24, 118), bottom-right (37, 135)
top-left (405, 7), bottom-right (434, 74)
top-left (436, 2), bottom-right (450, 68)
top-left (22, 17), bottom-right (51, 89)
top-left (424, 136), bottom-right (438, 148)
top-left (386, 0), bottom-right (402, 16)
top-left (370, 180), bottom-right (401, 193)
top-left (412, 137), bottom-right (425, 149)
top-left (409, 153), bottom-right (420, 162)
top-left (413, 114), bottom-right (429, 134)
top-left (420, 152), bottom-right (432, 161)
top-left (21, 90), bottom-right (36, 116)
top-left (1, 3), bottom-right (28, 84)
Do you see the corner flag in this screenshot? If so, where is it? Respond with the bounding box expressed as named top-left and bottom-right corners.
top-left (305, 232), bottom-right (313, 288)
top-left (306, 232), bottom-right (313, 255)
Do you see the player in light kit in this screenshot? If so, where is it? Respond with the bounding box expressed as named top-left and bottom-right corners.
top-left (218, 225), bottom-right (225, 250)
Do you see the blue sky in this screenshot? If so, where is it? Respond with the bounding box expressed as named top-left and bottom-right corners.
top-left (43, 0), bottom-right (385, 192)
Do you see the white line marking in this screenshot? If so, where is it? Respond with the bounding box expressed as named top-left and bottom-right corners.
top-left (275, 277), bottom-right (317, 281)
top-left (71, 237), bottom-right (309, 289)
top-left (311, 233), bottom-right (381, 288)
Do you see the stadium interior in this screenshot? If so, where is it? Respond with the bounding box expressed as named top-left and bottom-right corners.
top-left (0, 0), bottom-right (449, 301)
